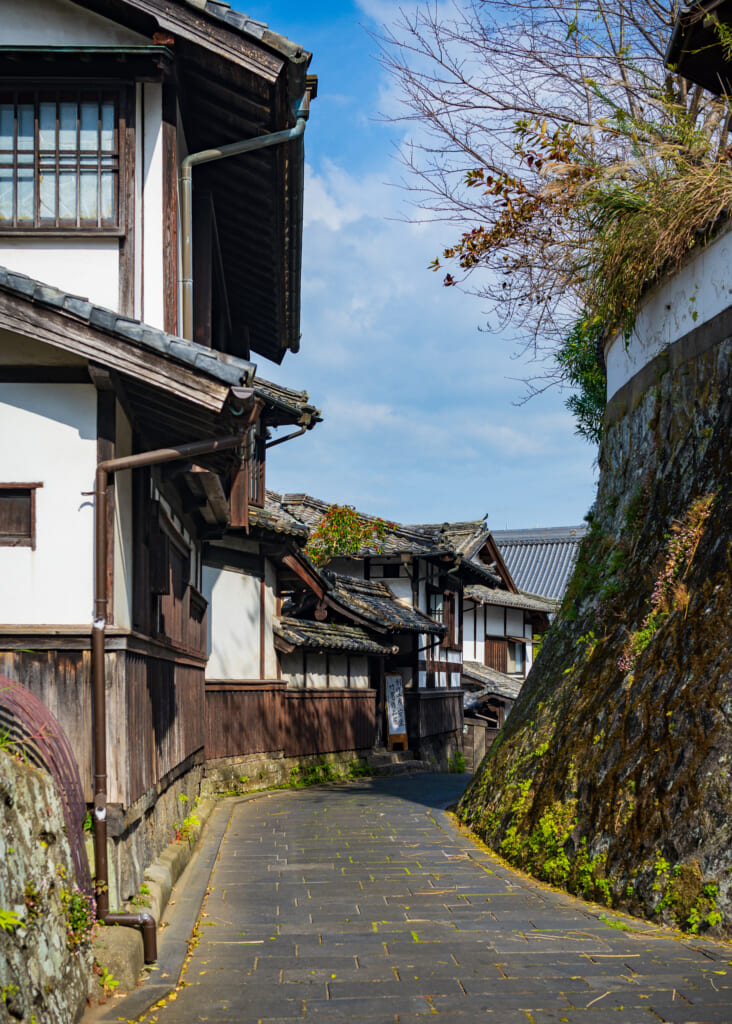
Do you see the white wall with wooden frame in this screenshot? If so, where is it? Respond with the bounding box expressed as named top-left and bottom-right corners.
top-left (0, 381), bottom-right (96, 623)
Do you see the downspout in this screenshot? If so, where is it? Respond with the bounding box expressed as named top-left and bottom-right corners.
top-left (92, 410), bottom-right (258, 961)
top-left (180, 95), bottom-right (310, 342)
top-left (265, 424), bottom-right (306, 449)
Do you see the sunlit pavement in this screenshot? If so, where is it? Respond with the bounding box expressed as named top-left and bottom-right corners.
top-left (147, 775), bottom-right (732, 1023)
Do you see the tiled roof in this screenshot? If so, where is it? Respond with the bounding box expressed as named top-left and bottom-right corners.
top-left (462, 661), bottom-right (523, 702)
top-left (253, 379), bottom-right (321, 428)
top-left (274, 617), bottom-right (396, 656)
top-left (179, 0), bottom-right (308, 60)
top-left (492, 526), bottom-right (587, 601)
top-left (248, 492), bottom-right (309, 540)
top-left (325, 573), bottom-right (445, 636)
top-left (464, 585), bottom-right (558, 615)
top-left (0, 266), bottom-right (319, 427)
top-left (0, 266), bottom-right (254, 387)
top-left (404, 519), bottom-right (489, 559)
top-left (280, 496), bottom-right (496, 563)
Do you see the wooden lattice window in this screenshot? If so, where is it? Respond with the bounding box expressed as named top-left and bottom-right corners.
top-left (0, 89), bottom-right (121, 230)
top-left (248, 426), bottom-right (265, 509)
top-left (0, 483), bottom-right (42, 548)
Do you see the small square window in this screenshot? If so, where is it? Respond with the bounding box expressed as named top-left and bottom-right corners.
top-left (0, 483), bottom-right (42, 548)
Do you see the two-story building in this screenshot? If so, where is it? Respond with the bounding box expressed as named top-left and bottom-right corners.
top-left (0, 0), bottom-right (319, 930)
top-left (274, 495), bottom-right (555, 766)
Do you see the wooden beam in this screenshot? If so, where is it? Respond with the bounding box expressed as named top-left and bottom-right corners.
top-left (0, 290), bottom-right (230, 411)
top-left (79, 0), bottom-right (284, 81)
top-left (282, 553), bottom-right (324, 601)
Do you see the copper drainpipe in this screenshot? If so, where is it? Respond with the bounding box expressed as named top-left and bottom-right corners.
top-left (92, 411), bottom-right (257, 962)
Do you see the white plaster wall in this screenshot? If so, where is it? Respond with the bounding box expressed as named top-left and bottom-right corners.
top-left (140, 83), bottom-right (165, 330)
top-left (463, 604), bottom-right (475, 660)
top-left (202, 566), bottom-right (260, 680)
top-left (485, 605), bottom-right (504, 635)
top-left (113, 401), bottom-right (133, 629)
top-left (1, 0), bottom-right (147, 45)
top-left (605, 222), bottom-right (732, 399)
top-left (0, 239), bottom-right (119, 310)
top-left (307, 653), bottom-right (327, 689)
top-left (0, 383), bottom-right (96, 623)
top-left (418, 670), bottom-right (427, 688)
top-left (282, 651), bottom-right (304, 688)
top-left (350, 656), bottom-right (368, 689)
top-left (387, 579), bottom-right (413, 605)
top-left (525, 642), bottom-right (534, 677)
top-left (506, 608), bottom-right (524, 638)
top-left (263, 560), bottom-right (277, 678)
top-left (329, 655), bottom-right (348, 687)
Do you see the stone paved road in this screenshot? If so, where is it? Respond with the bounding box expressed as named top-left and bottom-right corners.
top-left (148, 776), bottom-right (732, 1023)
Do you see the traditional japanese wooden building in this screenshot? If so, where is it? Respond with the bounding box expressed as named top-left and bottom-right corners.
top-left (0, 0), bottom-right (319, 925)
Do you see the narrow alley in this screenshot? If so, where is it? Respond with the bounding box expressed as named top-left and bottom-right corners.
top-left (129, 776), bottom-right (731, 1023)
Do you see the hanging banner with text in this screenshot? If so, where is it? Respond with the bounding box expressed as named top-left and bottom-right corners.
top-left (385, 674), bottom-right (406, 736)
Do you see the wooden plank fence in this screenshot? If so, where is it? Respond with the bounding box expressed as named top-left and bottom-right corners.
top-left (205, 685), bottom-right (377, 760)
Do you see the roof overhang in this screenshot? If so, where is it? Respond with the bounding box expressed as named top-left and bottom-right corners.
top-left (665, 0), bottom-right (732, 95)
top-left (11, 0), bottom-right (314, 364)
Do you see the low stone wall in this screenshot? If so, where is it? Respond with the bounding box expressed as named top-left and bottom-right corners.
top-left (414, 729), bottom-right (463, 771)
top-left (94, 755), bottom-right (205, 908)
top-left (202, 749), bottom-right (372, 797)
top-left (0, 750), bottom-right (91, 1024)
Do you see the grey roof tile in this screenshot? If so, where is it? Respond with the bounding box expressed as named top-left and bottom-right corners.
top-left (326, 573), bottom-right (444, 636)
top-left (62, 295), bottom-right (94, 320)
top-left (462, 660), bottom-right (523, 702)
top-left (249, 492), bottom-right (309, 540)
top-left (492, 526), bottom-right (587, 601)
top-left (275, 617), bottom-right (396, 656)
top-left (464, 585), bottom-right (558, 614)
top-left (0, 262), bottom-right (257, 388)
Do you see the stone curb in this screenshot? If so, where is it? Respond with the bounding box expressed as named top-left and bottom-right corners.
top-left (83, 789), bottom-right (280, 1022)
top-left (85, 797), bottom-right (217, 1016)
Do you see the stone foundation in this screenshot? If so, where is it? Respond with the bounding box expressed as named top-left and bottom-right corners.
top-left (0, 751), bottom-right (91, 1024)
top-left (201, 749), bottom-right (372, 797)
top-left (87, 753), bottom-right (205, 907)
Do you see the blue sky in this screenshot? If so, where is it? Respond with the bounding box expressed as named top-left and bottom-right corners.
top-left (247, 0), bottom-right (597, 529)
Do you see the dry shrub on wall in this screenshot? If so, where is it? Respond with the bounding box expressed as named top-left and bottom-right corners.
top-left (376, 1), bottom-right (732, 434)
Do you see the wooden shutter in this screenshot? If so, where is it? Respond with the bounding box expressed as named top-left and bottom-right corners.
top-left (485, 637), bottom-right (508, 674)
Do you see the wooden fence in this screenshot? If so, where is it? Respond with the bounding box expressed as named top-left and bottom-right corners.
top-left (405, 689), bottom-right (463, 741)
top-left (205, 684), bottom-right (377, 760)
top-left (0, 639), bottom-right (206, 807)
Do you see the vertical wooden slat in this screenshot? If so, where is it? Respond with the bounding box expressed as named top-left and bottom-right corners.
top-left (161, 83), bottom-right (178, 334)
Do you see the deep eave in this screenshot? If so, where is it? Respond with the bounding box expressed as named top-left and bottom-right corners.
top-left (665, 0), bottom-right (732, 96)
top-left (11, 0), bottom-right (314, 364)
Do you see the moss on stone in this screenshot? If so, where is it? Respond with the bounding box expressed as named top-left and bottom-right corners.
top-left (458, 340), bottom-right (732, 937)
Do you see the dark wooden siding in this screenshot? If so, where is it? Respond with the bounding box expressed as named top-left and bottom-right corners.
top-left (485, 636), bottom-right (508, 674)
top-left (0, 642), bottom-right (205, 807)
top-left (405, 690), bottom-right (463, 741)
top-left (204, 683), bottom-right (286, 759)
top-left (205, 685), bottom-right (377, 760)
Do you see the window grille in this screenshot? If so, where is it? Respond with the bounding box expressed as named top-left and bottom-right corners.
top-left (0, 90), bottom-right (120, 230)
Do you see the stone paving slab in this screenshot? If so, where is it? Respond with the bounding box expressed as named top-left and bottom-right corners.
top-left (127, 775), bottom-right (732, 1023)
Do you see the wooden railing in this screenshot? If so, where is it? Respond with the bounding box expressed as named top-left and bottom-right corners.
top-left (205, 683), bottom-right (377, 760)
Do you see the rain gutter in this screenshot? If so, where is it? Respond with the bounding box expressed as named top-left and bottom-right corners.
top-left (91, 394), bottom-right (260, 962)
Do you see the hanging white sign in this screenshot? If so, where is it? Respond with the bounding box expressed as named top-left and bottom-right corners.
top-left (385, 674), bottom-right (406, 735)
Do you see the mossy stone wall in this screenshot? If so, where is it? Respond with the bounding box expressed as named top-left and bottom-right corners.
top-left (458, 338), bottom-right (732, 936)
top-left (0, 751), bottom-right (91, 1023)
